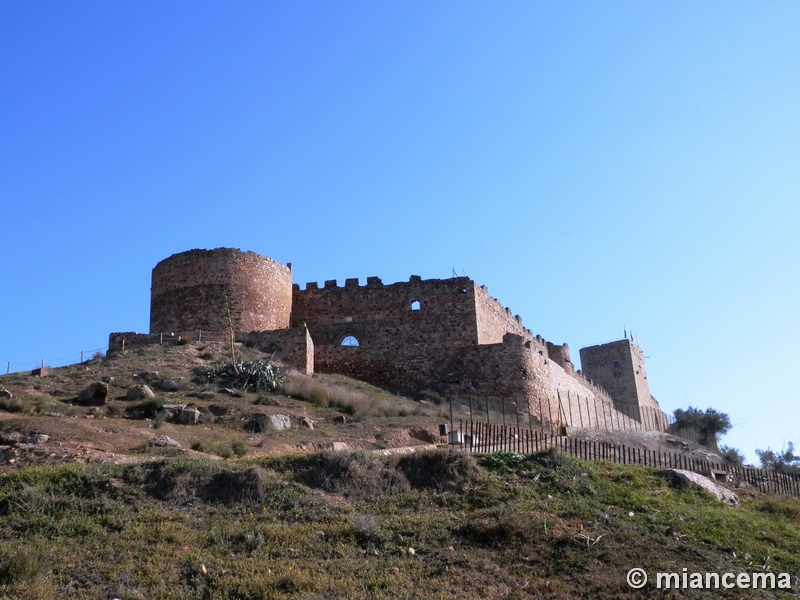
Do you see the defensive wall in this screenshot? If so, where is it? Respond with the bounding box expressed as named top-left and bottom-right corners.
top-left (109, 248), bottom-right (669, 433)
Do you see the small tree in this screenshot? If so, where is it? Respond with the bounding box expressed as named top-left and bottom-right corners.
top-left (719, 445), bottom-right (744, 467)
top-left (672, 407), bottom-right (732, 449)
top-left (756, 442), bottom-right (800, 474)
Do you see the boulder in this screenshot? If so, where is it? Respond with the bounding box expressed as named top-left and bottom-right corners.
top-left (126, 385), bottom-right (155, 401)
top-left (178, 407), bottom-right (201, 425)
top-left (0, 387), bottom-right (13, 399)
top-left (149, 435), bottom-right (181, 448)
top-left (663, 469), bottom-right (739, 506)
top-left (25, 434), bottom-right (49, 445)
top-left (255, 414), bottom-right (292, 432)
top-left (298, 416), bottom-right (314, 429)
top-left (101, 376), bottom-right (115, 384)
top-left (135, 371), bottom-right (160, 382)
top-left (158, 377), bottom-right (187, 392)
top-left (0, 432), bottom-right (24, 445)
top-left (333, 415), bottom-right (348, 424)
top-left (76, 382), bottom-right (108, 406)
top-left (160, 404), bottom-right (186, 421)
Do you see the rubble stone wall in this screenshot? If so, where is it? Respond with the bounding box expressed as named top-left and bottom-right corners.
top-left (150, 248), bottom-right (292, 334)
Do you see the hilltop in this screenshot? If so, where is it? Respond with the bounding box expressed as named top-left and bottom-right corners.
top-left (1, 344), bottom-right (798, 598)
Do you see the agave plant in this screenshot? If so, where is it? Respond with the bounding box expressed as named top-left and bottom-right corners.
top-left (205, 359), bottom-right (284, 392)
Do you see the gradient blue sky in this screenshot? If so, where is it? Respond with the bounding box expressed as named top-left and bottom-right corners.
top-left (1, 2), bottom-right (798, 463)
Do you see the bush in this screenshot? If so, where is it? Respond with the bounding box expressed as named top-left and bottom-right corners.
top-left (231, 441), bottom-right (247, 458)
top-left (396, 449), bottom-right (482, 491)
top-left (0, 398), bottom-right (25, 414)
top-left (297, 452), bottom-right (410, 499)
top-left (204, 359), bottom-right (285, 393)
top-left (0, 547), bottom-right (49, 584)
top-left (672, 407), bottom-right (731, 448)
top-left (756, 442), bottom-right (800, 474)
top-left (416, 390), bottom-right (446, 405)
top-left (124, 397), bottom-right (166, 420)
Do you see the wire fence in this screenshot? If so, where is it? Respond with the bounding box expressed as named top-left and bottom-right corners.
top-left (2, 346), bottom-right (108, 376)
top-left (448, 420), bottom-right (800, 498)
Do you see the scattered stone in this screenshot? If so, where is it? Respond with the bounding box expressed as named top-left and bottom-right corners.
top-left (25, 434), bottom-right (49, 445)
top-left (178, 407), bottom-right (201, 425)
top-left (0, 387), bottom-right (13, 399)
top-left (149, 435), bottom-right (181, 448)
top-left (126, 385), bottom-right (155, 401)
top-left (254, 396), bottom-right (281, 406)
top-left (207, 404), bottom-right (229, 417)
top-left (254, 414), bottom-right (292, 431)
top-left (134, 371), bottom-right (160, 382)
top-left (393, 534), bottom-right (404, 543)
top-left (187, 391), bottom-right (215, 400)
top-left (0, 432), bottom-right (24, 445)
top-left (76, 382), bottom-right (108, 406)
top-left (158, 377), bottom-right (187, 392)
top-left (298, 416), bottom-right (314, 429)
top-left (333, 415), bottom-right (348, 424)
top-left (407, 548), bottom-right (416, 556)
top-left (101, 376), bottom-right (115, 384)
top-left (44, 411), bottom-right (61, 417)
top-left (326, 442), bottom-right (349, 451)
top-left (160, 404), bottom-right (186, 421)
top-left (662, 469), bottom-right (739, 506)
top-left (220, 388), bottom-right (243, 397)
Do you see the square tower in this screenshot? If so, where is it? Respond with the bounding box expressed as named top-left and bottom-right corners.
top-left (579, 339), bottom-right (653, 416)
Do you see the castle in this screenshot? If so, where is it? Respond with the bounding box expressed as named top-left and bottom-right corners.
top-left (109, 248), bottom-right (668, 432)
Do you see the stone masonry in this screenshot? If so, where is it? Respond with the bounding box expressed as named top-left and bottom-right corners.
top-left (110, 248), bottom-right (668, 432)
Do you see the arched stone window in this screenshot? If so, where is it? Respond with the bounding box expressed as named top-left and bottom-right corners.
top-left (339, 335), bottom-right (360, 347)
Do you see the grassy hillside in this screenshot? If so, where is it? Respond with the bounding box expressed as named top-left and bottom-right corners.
top-left (1, 448), bottom-right (798, 599)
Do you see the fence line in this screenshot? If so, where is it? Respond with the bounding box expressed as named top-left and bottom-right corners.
top-left (3, 346), bottom-right (108, 376)
top-left (452, 420), bottom-right (800, 498)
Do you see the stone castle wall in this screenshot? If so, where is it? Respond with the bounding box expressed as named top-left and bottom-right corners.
top-left (109, 248), bottom-right (669, 434)
top-left (291, 276), bottom-right (480, 350)
top-left (150, 248), bottom-right (292, 335)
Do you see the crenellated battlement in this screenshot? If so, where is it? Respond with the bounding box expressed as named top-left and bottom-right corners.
top-left (115, 247), bottom-right (667, 435)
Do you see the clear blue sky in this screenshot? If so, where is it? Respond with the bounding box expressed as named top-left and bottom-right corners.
top-left (1, 2), bottom-right (798, 463)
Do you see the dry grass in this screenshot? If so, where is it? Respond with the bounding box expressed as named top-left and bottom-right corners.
top-left (282, 374), bottom-right (433, 420)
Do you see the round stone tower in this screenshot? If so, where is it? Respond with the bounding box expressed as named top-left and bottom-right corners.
top-left (149, 248), bottom-right (292, 334)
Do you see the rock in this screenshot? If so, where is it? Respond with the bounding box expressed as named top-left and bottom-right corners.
top-left (220, 388), bottom-right (242, 397)
top-left (333, 415), bottom-right (348, 424)
top-left (187, 391), bottom-right (215, 400)
top-left (160, 404), bottom-right (186, 421)
top-left (101, 376), bottom-right (115, 384)
top-left (326, 442), bottom-right (349, 451)
top-left (0, 432), bottom-right (25, 444)
top-left (663, 469), bottom-right (739, 506)
top-left (178, 407), bottom-right (201, 425)
top-left (158, 377), bottom-right (187, 392)
top-left (76, 382), bottom-right (108, 406)
top-left (25, 434), bottom-right (49, 445)
top-left (207, 404), bottom-right (229, 417)
top-left (0, 387), bottom-right (13, 399)
top-left (255, 414), bottom-right (292, 431)
top-left (298, 416), bottom-right (314, 429)
top-left (126, 385), bottom-right (155, 401)
top-left (135, 371), bottom-right (160, 382)
top-left (149, 435), bottom-right (181, 448)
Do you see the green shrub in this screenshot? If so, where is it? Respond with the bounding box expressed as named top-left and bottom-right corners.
top-left (416, 390), bottom-right (446, 405)
top-left (231, 441), bottom-right (247, 458)
top-left (204, 359), bottom-right (285, 392)
top-left (0, 398), bottom-right (25, 414)
top-left (124, 397), bottom-right (166, 420)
